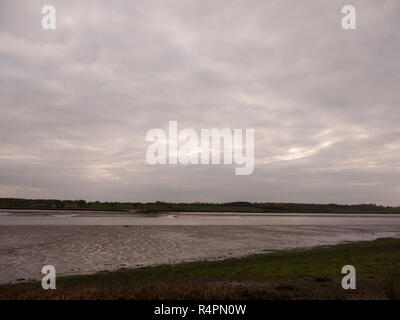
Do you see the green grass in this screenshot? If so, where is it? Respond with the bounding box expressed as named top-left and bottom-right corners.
top-left (1, 238), bottom-right (399, 300)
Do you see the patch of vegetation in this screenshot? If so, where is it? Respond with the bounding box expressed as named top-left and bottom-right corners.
top-left (1, 198), bottom-right (399, 213)
top-left (1, 238), bottom-right (399, 300)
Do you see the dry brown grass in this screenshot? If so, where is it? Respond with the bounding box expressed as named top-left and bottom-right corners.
top-left (1, 280), bottom-right (395, 300)
top-left (0, 282), bottom-right (246, 300)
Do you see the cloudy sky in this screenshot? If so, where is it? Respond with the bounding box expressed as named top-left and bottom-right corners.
top-left (0, 0), bottom-right (399, 205)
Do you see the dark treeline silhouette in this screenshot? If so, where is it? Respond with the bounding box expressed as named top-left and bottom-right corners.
top-left (0, 198), bottom-right (399, 213)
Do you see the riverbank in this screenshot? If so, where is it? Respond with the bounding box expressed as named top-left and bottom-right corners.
top-left (2, 198), bottom-right (400, 214)
top-left (1, 238), bottom-right (399, 300)
top-left (1, 224), bottom-right (399, 284)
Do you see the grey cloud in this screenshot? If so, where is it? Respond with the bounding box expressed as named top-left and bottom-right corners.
top-left (0, 0), bottom-right (399, 204)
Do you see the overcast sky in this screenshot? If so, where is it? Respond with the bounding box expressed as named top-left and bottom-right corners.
top-left (0, 0), bottom-right (399, 205)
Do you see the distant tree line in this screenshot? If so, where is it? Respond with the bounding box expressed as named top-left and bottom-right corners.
top-left (0, 198), bottom-right (399, 213)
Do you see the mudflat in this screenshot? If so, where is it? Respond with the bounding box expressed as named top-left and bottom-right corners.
top-left (1, 224), bottom-right (400, 284)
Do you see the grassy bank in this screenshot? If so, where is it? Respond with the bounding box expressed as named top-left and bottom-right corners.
top-left (1, 238), bottom-right (399, 300)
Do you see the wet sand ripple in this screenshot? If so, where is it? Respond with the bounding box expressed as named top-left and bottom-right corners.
top-left (1, 225), bottom-right (400, 284)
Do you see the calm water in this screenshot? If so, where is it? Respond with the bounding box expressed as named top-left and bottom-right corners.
top-left (1, 209), bottom-right (400, 225)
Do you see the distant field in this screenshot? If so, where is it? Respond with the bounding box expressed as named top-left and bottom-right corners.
top-left (1, 198), bottom-right (400, 213)
top-left (1, 238), bottom-right (399, 300)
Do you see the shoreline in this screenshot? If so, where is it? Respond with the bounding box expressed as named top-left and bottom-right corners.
top-left (2, 199), bottom-right (400, 215)
top-left (1, 224), bottom-right (400, 285)
top-left (1, 238), bottom-right (399, 300)
top-left (2, 208), bottom-right (400, 216)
